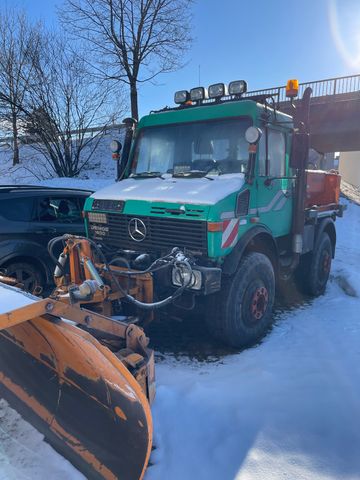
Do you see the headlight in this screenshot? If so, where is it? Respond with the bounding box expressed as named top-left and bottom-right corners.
top-left (88, 212), bottom-right (108, 224)
top-left (172, 266), bottom-right (202, 290)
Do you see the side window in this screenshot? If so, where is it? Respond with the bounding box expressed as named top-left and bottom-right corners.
top-left (35, 197), bottom-right (84, 223)
top-left (0, 197), bottom-right (34, 222)
top-left (269, 130), bottom-right (286, 176)
top-left (258, 129), bottom-right (286, 177)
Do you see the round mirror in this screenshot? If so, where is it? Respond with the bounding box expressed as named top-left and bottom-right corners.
top-left (245, 126), bottom-right (262, 144)
top-left (110, 140), bottom-right (122, 154)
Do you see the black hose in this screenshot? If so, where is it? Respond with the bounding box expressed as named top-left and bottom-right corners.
top-left (47, 234), bottom-right (193, 310)
top-left (47, 236), bottom-right (68, 276)
top-left (88, 238), bottom-right (192, 310)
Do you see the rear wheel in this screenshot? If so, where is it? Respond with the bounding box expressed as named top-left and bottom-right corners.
top-left (5, 262), bottom-right (43, 293)
top-left (296, 232), bottom-right (332, 296)
top-left (206, 252), bottom-right (275, 348)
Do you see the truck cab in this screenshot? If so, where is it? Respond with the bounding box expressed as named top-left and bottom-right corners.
top-left (84, 80), bottom-right (342, 348)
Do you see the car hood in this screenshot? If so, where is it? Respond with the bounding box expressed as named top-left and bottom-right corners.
top-left (90, 174), bottom-right (245, 206)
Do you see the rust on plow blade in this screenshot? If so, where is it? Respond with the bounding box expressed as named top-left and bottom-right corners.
top-left (0, 311), bottom-right (153, 480)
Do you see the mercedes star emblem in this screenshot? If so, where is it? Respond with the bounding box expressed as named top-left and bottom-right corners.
top-left (128, 218), bottom-right (147, 242)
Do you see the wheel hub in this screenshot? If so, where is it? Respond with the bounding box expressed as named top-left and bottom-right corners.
top-left (250, 287), bottom-right (269, 321)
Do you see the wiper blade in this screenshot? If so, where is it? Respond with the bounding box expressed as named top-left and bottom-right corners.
top-left (130, 171), bottom-right (164, 179)
top-left (172, 170), bottom-right (207, 178)
top-left (172, 169), bottom-right (214, 181)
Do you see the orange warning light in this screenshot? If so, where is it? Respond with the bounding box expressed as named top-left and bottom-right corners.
top-left (286, 79), bottom-right (299, 98)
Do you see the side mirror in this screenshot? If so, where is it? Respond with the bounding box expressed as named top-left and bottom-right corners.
top-left (245, 127), bottom-right (262, 185)
top-left (290, 132), bottom-right (309, 170)
top-left (245, 126), bottom-right (262, 145)
top-left (110, 140), bottom-right (122, 160)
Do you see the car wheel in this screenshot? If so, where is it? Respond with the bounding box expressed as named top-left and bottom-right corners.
top-left (5, 262), bottom-right (44, 294)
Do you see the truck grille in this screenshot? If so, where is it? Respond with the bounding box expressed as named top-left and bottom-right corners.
top-left (88, 214), bottom-right (208, 254)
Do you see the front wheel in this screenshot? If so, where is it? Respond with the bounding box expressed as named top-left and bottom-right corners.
top-left (5, 261), bottom-right (44, 294)
top-left (206, 252), bottom-right (275, 348)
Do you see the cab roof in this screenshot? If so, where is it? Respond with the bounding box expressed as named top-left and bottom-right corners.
top-left (139, 98), bottom-right (293, 129)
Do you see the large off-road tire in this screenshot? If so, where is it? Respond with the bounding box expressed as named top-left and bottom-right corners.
top-left (296, 232), bottom-right (332, 296)
top-left (206, 252), bottom-right (275, 348)
top-left (5, 261), bottom-right (44, 294)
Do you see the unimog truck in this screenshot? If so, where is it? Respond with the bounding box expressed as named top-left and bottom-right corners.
top-left (84, 79), bottom-right (343, 348)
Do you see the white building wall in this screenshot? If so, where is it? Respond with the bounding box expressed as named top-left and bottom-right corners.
top-left (339, 152), bottom-right (360, 188)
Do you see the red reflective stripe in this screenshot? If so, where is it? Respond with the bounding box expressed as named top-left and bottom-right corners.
top-left (221, 219), bottom-right (239, 248)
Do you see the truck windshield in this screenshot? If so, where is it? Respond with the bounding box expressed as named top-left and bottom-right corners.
top-left (130, 117), bottom-right (252, 177)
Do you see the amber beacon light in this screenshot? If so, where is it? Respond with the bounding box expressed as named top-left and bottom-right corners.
top-left (286, 79), bottom-right (299, 98)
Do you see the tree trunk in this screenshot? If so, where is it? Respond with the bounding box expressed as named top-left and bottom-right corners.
top-left (11, 110), bottom-right (19, 166)
top-left (130, 81), bottom-right (138, 121)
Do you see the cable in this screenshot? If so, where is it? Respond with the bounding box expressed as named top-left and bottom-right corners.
top-left (50, 235), bottom-right (194, 311)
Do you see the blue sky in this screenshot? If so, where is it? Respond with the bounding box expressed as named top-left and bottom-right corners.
top-left (2, 0), bottom-right (360, 117)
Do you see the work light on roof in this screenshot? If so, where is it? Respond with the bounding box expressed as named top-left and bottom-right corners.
top-left (208, 83), bottom-right (228, 99)
top-left (190, 87), bottom-right (207, 102)
top-left (174, 90), bottom-right (190, 104)
top-left (229, 80), bottom-right (248, 95)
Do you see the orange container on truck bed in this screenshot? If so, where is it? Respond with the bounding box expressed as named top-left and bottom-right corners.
top-left (305, 170), bottom-right (341, 208)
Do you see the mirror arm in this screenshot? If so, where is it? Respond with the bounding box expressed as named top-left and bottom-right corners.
top-left (117, 118), bottom-right (137, 181)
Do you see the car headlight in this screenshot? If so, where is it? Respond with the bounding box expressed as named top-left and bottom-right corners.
top-left (172, 266), bottom-right (202, 290)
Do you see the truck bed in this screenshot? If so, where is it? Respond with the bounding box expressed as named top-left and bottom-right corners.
top-left (305, 170), bottom-right (341, 209)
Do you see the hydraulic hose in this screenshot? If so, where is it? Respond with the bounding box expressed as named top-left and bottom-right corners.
top-left (48, 235), bottom-right (193, 311)
top-left (87, 238), bottom-right (193, 310)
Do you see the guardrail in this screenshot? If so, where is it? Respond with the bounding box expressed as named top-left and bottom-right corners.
top-left (0, 122), bottom-right (124, 146)
top-left (243, 73), bottom-right (360, 103)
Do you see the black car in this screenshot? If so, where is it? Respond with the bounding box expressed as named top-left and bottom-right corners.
top-left (0, 185), bottom-right (92, 292)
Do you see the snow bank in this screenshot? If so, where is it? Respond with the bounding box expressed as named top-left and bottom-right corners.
top-left (148, 282), bottom-right (360, 480)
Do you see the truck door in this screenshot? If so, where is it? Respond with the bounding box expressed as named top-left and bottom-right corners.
top-left (256, 128), bottom-right (292, 237)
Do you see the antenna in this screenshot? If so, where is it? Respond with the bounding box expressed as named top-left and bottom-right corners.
top-left (198, 64), bottom-right (201, 86)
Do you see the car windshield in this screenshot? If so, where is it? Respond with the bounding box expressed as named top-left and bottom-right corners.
top-left (130, 118), bottom-right (252, 177)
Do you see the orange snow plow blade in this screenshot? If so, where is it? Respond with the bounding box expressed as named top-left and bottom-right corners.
top-left (0, 295), bottom-right (154, 480)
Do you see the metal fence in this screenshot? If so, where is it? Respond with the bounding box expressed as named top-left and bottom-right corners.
top-left (0, 122), bottom-right (124, 146)
top-left (243, 73), bottom-right (360, 103)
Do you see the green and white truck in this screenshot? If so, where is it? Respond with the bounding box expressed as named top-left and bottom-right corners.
top-left (84, 80), bottom-right (343, 347)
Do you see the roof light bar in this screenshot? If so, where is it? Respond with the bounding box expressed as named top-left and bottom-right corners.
top-left (208, 83), bottom-right (228, 99)
top-left (229, 80), bottom-right (247, 95)
top-left (174, 90), bottom-right (190, 104)
top-left (190, 87), bottom-right (207, 102)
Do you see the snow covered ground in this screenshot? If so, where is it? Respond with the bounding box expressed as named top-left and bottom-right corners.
top-left (0, 145), bottom-right (359, 479)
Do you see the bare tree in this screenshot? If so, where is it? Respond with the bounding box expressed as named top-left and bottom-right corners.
top-left (60, 0), bottom-right (194, 120)
top-left (0, 10), bottom-right (41, 165)
top-left (24, 35), bottom-right (122, 177)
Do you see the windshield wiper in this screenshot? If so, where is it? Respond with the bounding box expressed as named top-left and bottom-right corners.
top-left (130, 171), bottom-right (165, 179)
top-left (172, 170), bottom-right (214, 181)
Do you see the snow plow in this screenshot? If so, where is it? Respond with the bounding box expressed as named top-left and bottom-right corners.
top-left (0, 235), bottom-right (164, 480)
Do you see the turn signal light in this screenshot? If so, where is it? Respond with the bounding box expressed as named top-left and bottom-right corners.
top-left (208, 221), bottom-right (223, 232)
